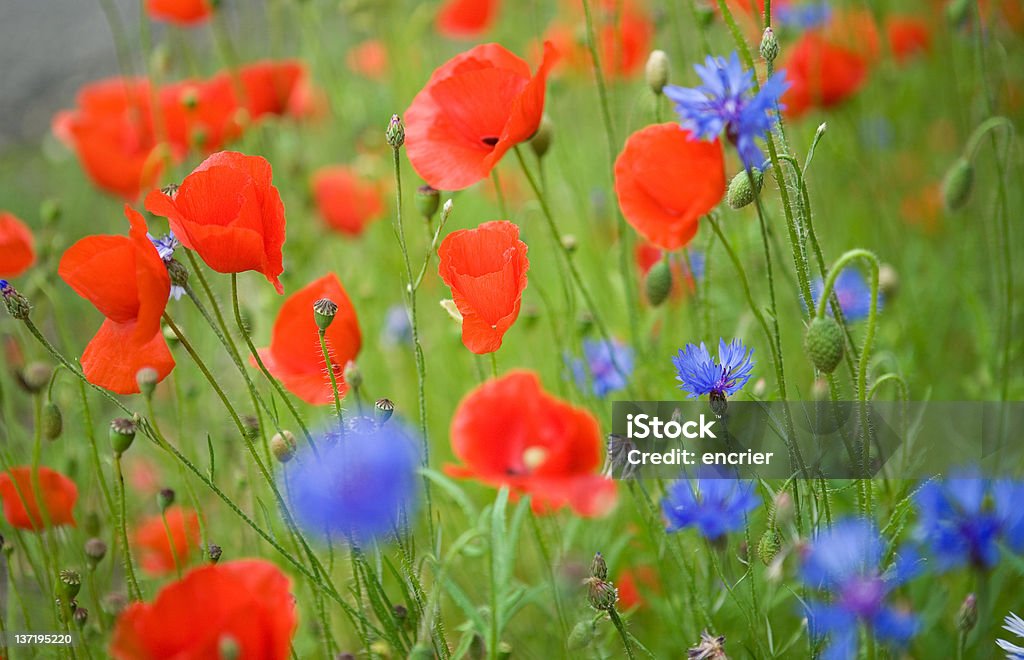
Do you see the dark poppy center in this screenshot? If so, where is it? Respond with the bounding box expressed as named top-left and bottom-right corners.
top-left (481, 136), bottom-right (499, 147)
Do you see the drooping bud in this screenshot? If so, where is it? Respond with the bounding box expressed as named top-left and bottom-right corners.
top-left (941, 157), bottom-right (974, 211)
top-left (804, 316), bottom-right (845, 373)
top-left (207, 543), bottom-right (223, 564)
top-left (757, 528), bottom-right (783, 566)
top-left (271, 431), bottom-right (297, 463)
top-left (645, 50), bottom-right (670, 95)
top-left (530, 114), bottom-right (554, 159)
top-left (59, 569), bottom-right (82, 601)
top-left (386, 114), bottom-right (405, 149)
top-left (567, 620), bottom-right (597, 650)
top-left (136, 367), bottom-right (159, 399)
top-left (40, 198), bottom-right (62, 225)
top-left (645, 259), bottom-right (673, 306)
top-left (590, 552), bottom-right (608, 580)
top-left (166, 259), bottom-right (189, 289)
top-left (313, 297), bottom-right (338, 332)
top-left (0, 280), bottom-right (32, 320)
top-left (18, 362), bottom-right (52, 394)
top-left (878, 263), bottom-right (899, 300)
top-left (760, 27), bottom-right (779, 63)
top-left (42, 401), bottom-right (63, 441)
top-left (956, 593), bottom-right (977, 633)
top-left (343, 360), bottom-right (362, 390)
top-left (157, 488), bottom-right (175, 512)
top-left (375, 398), bottom-right (395, 425)
top-left (109, 418), bottom-right (137, 454)
top-left (727, 167), bottom-right (764, 209)
top-left (84, 538), bottom-right (107, 570)
top-left (416, 185), bottom-right (441, 220)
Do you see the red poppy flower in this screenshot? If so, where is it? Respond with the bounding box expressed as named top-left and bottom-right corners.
top-left (405, 42), bottom-right (556, 191)
top-left (59, 206), bottom-right (174, 395)
top-left (447, 370), bottom-right (617, 517)
top-left (781, 33), bottom-right (869, 120)
top-left (614, 123), bottom-right (725, 251)
top-left (52, 78), bottom-right (166, 200)
top-left (145, 151), bottom-right (286, 293)
top-left (160, 76), bottom-right (241, 154)
top-left (238, 60), bottom-right (315, 121)
top-left (110, 559), bottom-right (296, 660)
top-left (616, 565), bottom-right (660, 610)
top-left (437, 0), bottom-right (501, 38)
top-left (134, 506), bottom-right (201, 576)
top-left (886, 16), bottom-right (931, 63)
top-left (823, 9), bottom-right (882, 63)
top-left (146, 0), bottom-right (213, 25)
top-left (254, 273), bottom-right (362, 405)
top-left (0, 466), bottom-right (78, 531)
top-left (0, 212), bottom-right (36, 278)
top-left (545, 0), bottom-right (652, 79)
top-left (311, 166), bottom-right (385, 236)
top-left (438, 221), bottom-right (528, 354)
top-left (347, 40), bottom-right (390, 80)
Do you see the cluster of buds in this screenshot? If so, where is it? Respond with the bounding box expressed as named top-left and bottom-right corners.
top-left (583, 552), bottom-right (618, 611)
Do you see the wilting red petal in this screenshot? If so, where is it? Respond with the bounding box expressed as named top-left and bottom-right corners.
top-left (311, 166), bottom-right (385, 236)
top-left (252, 273), bottom-right (362, 405)
top-left (0, 212), bottom-right (36, 278)
top-left (437, 0), bottom-right (501, 38)
top-left (134, 506), bottom-right (201, 576)
top-left (447, 370), bottom-right (616, 517)
top-left (438, 221), bottom-right (529, 354)
top-left (145, 151), bottom-right (286, 293)
top-left (0, 466), bottom-right (77, 531)
top-left (405, 42), bottom-right (555, 191)
top-left (782, 32), bottom-right (869, 119)
top-left (886, 16), bottom-right (931, 63)
top-left (615, 123), bottom-right (725, 250)
top-left (110, 559), bottom-right (296, 660)
top-left (146, 0), bottom-right (213, 24)
top-left (347, 40), bottom-right (390, 80)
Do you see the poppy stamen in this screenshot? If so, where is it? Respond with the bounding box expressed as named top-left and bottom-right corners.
top-left (481, 136), bottom-right (499, 147)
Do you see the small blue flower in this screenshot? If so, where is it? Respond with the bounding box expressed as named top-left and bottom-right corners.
top-left (0, 280), bottom-right (10, 294)
top-left (801, 519), bottom-right (920, 659)
top-left (567, 338), bottom-right (634, 398)
top-left (811, 268), bottom-right (882, 321)
top-left (664, 53), bottom-right (789, 169)
top-left (662, 477), bottom-right (760, 541)
top-left (381, 304), bottom-right (412, 346)
top-left (775, 2), bottom-right (832, 30)
top-left (147, 231), bottom-right (184, 301)
top-left (672, 338), bottom-right (754, 399)
top-left (285, 416), bottom-right (420, 545)
top-left (915, 474), bottom-right (1024, 571)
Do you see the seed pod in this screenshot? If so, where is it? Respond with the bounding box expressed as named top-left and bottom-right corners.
top-left (271, 431), bottom-right (297, 463)
top-left (727, 167), bottom-right (763, 209)
top-left (941, 157), bottom-right (974, 211)
top-left (645, 259), bottom-right (673, 306)
top-left (42, 401), bottom-right (63, 440)
top-left (313, 298), bottom-right (338, 332)
top-left (645, 50), bottom-right (670, 94)
top-left (804, 316), bottom-right (845, 373)
top-left (59, 569), bottom-right (81, 601)
top-left (19, 362), bottom-right (52, 394)
top-left (109, 418), bottom-right (137, 454)
top-left (416, 186), bottom-right (441, 220)
top-left (375, 398), bottom-right (395, 425)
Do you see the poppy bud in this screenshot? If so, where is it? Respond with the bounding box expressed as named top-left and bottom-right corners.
top-left (136, 367), bottom-right (159, 399)
top-left (73, 606), bottom-right (88, 629)
top-left (956, 593), bottom-right (977, 633)
top-left (218, 635), bottom-right (240, 660)
top-left (0, 280), bottom-right (32, 320)
top-left (804, 316), bottom-right (844, 373)
top-left (586, 577), bottom-right (618, 611)
top-left (645, 259), bottom-right (673, 306)
top-left (757, 528), bottom-right (783, 566)
top-left (59, 569), bottom-right (81, 601)
top-left (941, 157), bottom-right (974, 211)
top-left (645, 50), bottom-right (670, 94)
top-left (166, 259), bottom-right (189, 289)
top-left (530, 114), bottom-right (554, 159)
top-left (561, 234), bottom-right (578, 253)
top-left (313, 297), bottom-right (339, 332)
top-left (727, 167), bottom-right (764, 209)
top-left (85, 538), bottom-right (107, 569)
top-left (42, 401), bottom-right (63, 441)
top-left (416, 185), bottom-right (441, 220)
top-left (590, 551), bottom-right (608, 580)
top-left (109, 418), bottom-right (137, 454)
top-left (760, 27), bottom-right (779, 64)
top-left (271, 431), bottom-right (297, 463)
top-left (157, 488), bottom-right (175, 512)
top-left (811, 377), bottom-right (829, 401)
top-left (102, 593), bottom-right (128, 617)
top-left (567, 620), bottom-right (596, 650)
top-left (343, 360), bottom-right (362, 390)
top-left (18, 362), bottom-right (52, 394)
top-left (40, 198), bottom-right (62, 225)
top-left (773, 491), bottom-right (794, 528)
top-left (878, 263), bottom-right (899, 300)
top-left (207, 543), bottom-right (223, 564)
top-left (241, 415), bottom-right (260, 441)
top-left (386, 114), bottom-right (405, 149)
top-left (375, 398), bottom-right (395, 425)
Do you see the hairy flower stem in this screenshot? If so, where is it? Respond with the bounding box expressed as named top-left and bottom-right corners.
top-left (608, 608), bottom-right (636, 660)
top-left (318, 330), bottom-right (344, 423)
top-left (113, 451), bottom-right (143, 601)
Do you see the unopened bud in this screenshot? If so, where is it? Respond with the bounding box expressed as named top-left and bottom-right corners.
top-left (757, 528), bottom-right (783, 566)
top-left (727, 167), bottom-right (764, 209)
top-left (386, 114), bottom-right (405, 149)
top-left (590, 552), bottom-right (608, 580)
top-left (313, 298), bottom-right (338, 332)
top-left (941, 157), bottom-right (974, 211)
top-left (73, 606), bottom-right (88, 629)
top-left (645, 50), bottom-right (670, 94)
top-left (343, 360), bottom-right (362, 390)
top-left (530, 114), bottom-right (554, 159)
top-left (375, 398), bottom-right (395, 425)
top-left (207, 543), bottom-right (223, 564)
top-left (0, 280), bottom-right (32, 320)
top-left (18, 362), bottom-right (52, 394)
top-left (804, 316), bottom-right (844, 373)
top-left (586, 578), bottom-right (618, 611)
top-left (40, 199), bottom-right (62, 225)
top-left (166, 259), bottom-right (189, 288)
top-left (42, 401), bottom-right (63, 440)
top-left (878, 263), bottom-right (899, 300)
top-left (760, 27), bottom-right (779, 63)
top-left (561, 234), bottom-right (577, 253)
top-left (271, 431), bottom-right (297, 463)
top-left (157, 488), bottom-right (175, 512)
top-left (416, 185), bottom-right (441, 220)
top-left (136, 367), bottom-right (159, 398)
top-left (645, 259), bottom-right (673, 306)
top-left (109, 418), bottom-right (137, 454)
top-left (956, 593), bottom-right (977, 633)
top-left (218, 635), bottom-right (240, 660)
top-left (85, 538), bottom-right (107, 569)
top-left (241, 415), bottom-right (260, 441)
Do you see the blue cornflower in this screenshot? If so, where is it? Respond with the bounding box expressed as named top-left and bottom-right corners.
top-left (800, 519), bottom-right (921, 660)
top-left (664, 53), bottom-right (789, 169)
top-left (811, 268), bottom-right (882, 321)
top-left (0, 280), bottom-right (9, 294)
top-left (775, 2), bottom-right (832, 30)
top-left (147, 231), bottom-right (184, 301)
top-left (672, 338), bottom-right (754, 399)
top-left (662, 477), bottom-right (760, 541)
top-left (567, 338), bottom-right (635, 398)
top-left (914, 475), bottom-right (1024, 571)
top-left (285, 416), bottom-right (420, 545)
top-left (381, 304), bottom-right (412, 346)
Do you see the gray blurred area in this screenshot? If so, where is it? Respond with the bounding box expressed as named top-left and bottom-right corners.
top-left (0, 0), bottom-right (140, 151)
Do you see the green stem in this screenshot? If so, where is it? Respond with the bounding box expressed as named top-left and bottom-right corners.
top-left (608, 608), bottom-right (636, 660)
top-left (318, 330), bottom-right (344, 423)
top-left (113, 452), bottom-right (143, 601)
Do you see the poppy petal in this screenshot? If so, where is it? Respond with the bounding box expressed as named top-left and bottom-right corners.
top-left (0, 212), bottom-right (36, 278)
top-left (82, 319), bottom-right (175, 395)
